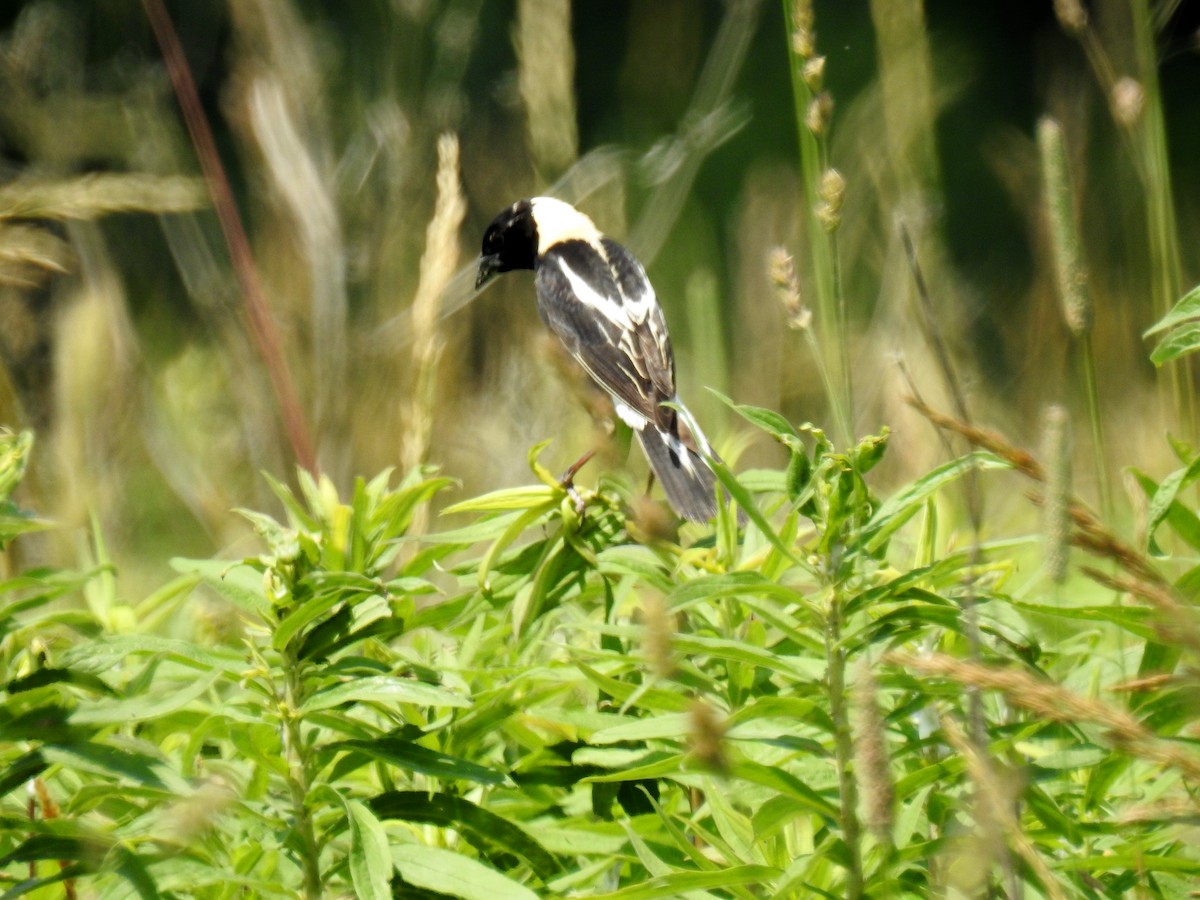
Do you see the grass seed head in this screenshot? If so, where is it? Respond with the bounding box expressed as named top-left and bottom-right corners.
top-left (1041, 404), bottom-right (1071, 583)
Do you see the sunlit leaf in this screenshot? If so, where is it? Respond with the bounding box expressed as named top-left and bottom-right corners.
top-left (392, 844), bottom-right (539, 900)
top-left (347, 800), bottom-right (393, 900)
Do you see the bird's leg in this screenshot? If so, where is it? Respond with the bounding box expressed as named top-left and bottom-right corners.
top-left (559, 449), bottom-right (597, 518)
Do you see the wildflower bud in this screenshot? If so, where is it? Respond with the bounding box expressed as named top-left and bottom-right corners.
top-left (805, 91), bottom-right (833, 136)
top-left (1037, 117), bottom-right (1092, 337)
top-left (1111, 77), bottom-right (1145, 129)
top-left (1053, 0), bottom-right (1088, 35)
top-left (816, 167), bottom-right (846, 233)
top-left (689, 698), bottom-right (728, 774)
top-left (1042, 404), bottom-right (1071, 584)
top-left (802, 56), bottom-right (826, 92)
top-left (768, 247), bottom-right (811, 330)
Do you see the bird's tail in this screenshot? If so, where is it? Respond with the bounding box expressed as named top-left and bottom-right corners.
top-left (636, 422), bottom-right (719, 523)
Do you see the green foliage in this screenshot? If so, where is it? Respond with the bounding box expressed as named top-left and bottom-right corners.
top-left (1146, 284), bottom-right (1200, 366)
top-left (4, 409), bottom-right (1200, 898)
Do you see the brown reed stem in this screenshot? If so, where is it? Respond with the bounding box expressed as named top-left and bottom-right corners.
top-left (139, 0), bottom-right (317, 475)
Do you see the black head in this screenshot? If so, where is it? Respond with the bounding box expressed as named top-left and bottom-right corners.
top-left (476, 199), bottom-right (537, 290)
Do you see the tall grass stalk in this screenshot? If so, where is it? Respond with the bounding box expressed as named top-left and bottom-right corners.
top-left (769, 248), bottom-right (848, 444)
top-left (402, 132), bottom-right (466, 478)
top-left (139, 0), bottom-right (317, 475)
top-left (783, 0), bottom-right (851, 446)
top-left (1127, 0), bottom-right (1192, 437)
top-left (1037, 116), bottom-right (1110, 519)
top-left (1056, 0), bottom-right (1192, 436)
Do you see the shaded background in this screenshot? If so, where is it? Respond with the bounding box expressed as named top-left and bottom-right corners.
top-left (1, 0), bottom-right (1198, 591)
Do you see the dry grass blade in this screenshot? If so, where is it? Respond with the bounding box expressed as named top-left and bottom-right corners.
top-left (939, 713), bottom-right (1066, 900)
top-left (1081, 566), bottom-right (1200, 656)
top-left (890, 652), bottom-right (1200, 783)
top-left (0, 222), bottom-right (70, 287)
top-left (904, 394), bottom-right (1045, 481)
top-left (247, 74), bottom-right (347, 446)
top-left (909, 396), bottom-right (1166, 585)
top-left (0, 173), bottom-right (207, 220)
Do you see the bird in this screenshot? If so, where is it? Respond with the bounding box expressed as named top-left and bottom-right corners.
top-left (475, 196), bottom-right (720, 522)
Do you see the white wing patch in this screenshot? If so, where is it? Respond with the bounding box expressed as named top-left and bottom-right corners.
top-left (614, 400), bottom-right (648, 429)
top-left (553, 255), bottom-right (635, 330)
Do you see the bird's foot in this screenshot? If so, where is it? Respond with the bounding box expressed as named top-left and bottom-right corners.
top-left (559, 449), bottom-right (597, 518)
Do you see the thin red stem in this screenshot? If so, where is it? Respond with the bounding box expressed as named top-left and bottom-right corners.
top-left (140, 0), bottom-right (318, 475)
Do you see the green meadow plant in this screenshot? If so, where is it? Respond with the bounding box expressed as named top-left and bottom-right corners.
top-left (5, 2), bottom-right (1200, 898)
top-left (5, 400), bottom-right (1200, 897)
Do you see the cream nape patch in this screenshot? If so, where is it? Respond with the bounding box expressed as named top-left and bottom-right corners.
top-left (529, 196), bottom-right (604, 256)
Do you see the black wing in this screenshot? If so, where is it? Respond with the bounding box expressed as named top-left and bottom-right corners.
top-left (534, 238), bottom-right (676, 430)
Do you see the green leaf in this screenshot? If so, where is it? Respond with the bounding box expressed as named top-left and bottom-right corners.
top-left (590, 713), bottom-right (692, 744)
top-left (41, 741), bottom-right (188, 793)
top-left (71, 669), bottom-right (221, 724)
top-left (370, 790), bottom-right (562, 879)
top-left (261, 470), bottom-right (320, 531)
top-left (1011, 601), bottom-right (1157, 641)
top-left (392, 844), bottom-right (539, 900)
top-left (347, 799), bottom-right (393, 900)
top-left (0, 834), bottom-right (107, 866)
top-left (713, 392), bottom-right (802, 447)
top-left (273, 590), bottom-right (347, 650)
top-left (732, 761), bottom-right (839, 821)
top-left (5, 666), bottom-right (117, 697)
top-left (1135, 460), bottom-right (1200, 556)
top-left (863, 452), bottom-right (1009, 551)
top-left (586, 864), bottom-right (781, 899)
top-left (706, 455), bottom-right (801, 565)
top-left (1144, 283), bottom-right (1200, 338)
top-left (1150, 319), bottom-right (1200, 365)
top-left (575, 664), bottom-right (692, 713)
top-left (59, 635), bottom-right (244, 674)
top-left (476, 502), bottom-right (558, 593)
top-left (169, 558), bottom-right (269, 617)
top-left (330, 738), bottom-right (505, 785)
top-left (443, 485), bottom-right (556, 514)
top-left (0, 749), bottom-right (47, 797)
top-left (301, 675), bottom-right (470, 713)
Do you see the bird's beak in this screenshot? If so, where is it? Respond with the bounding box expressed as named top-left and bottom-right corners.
top-left (476, 253), bottom-right (502, 290)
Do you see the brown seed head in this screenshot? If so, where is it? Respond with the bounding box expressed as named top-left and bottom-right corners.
top-left (805, 92), bottom-right (833, 137)
top-left (1053, 0), bottom-right (1088, 35)
top-left (802, 56), bottom-right (825, 91)
top-left (816, 167), bottom-right (845, 232)
top-left (1111, 77), bottom-right (1145, 130)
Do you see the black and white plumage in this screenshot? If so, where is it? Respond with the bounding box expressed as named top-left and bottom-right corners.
top-left (476, 196), bottom-right (720, 522)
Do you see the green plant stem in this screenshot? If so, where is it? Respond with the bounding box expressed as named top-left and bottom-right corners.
top-left (1128, 0), bottom-right (1193, 437)
top-left (830, 230), bottom-right (853, 441)
top-left (283, 650), bottom-right (323, 899)
top-left (782, 5), bottom-right (851, 447)
top-left (1078, 335), bottom-right (1111, 521)
top-left (825, 592), bottom-right (863, 899)
top-left (803, 327), bottom-right (851, 450)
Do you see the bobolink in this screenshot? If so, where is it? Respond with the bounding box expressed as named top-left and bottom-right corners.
top-left (476, 197), bottom-right (719, 522)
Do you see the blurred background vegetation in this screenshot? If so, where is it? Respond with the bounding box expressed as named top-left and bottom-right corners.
top-left (1, 0), bottom-right (1199, 594)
